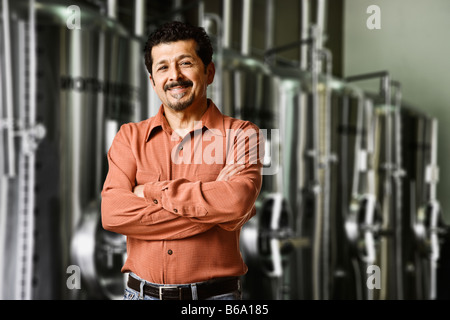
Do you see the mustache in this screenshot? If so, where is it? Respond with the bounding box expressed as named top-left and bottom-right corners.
top-left (164, 80), bottom-right (193, 91)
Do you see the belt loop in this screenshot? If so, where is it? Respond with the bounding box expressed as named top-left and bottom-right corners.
top-left (138, 280), bottom-right (145, 300)
top-left (191, 283), bottom-right (198, 300)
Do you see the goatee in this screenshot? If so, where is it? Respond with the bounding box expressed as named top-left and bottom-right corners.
top-left (165, 80), bottom-right (195, 111)
top-left (167, 94), bottom-right (195, 111)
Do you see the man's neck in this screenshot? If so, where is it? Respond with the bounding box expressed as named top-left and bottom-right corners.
top-left (163, 99), bottom-right (209, 138)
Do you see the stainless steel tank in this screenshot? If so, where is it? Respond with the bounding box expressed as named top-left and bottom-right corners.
top-left (211, 22), bottom-right (447, 303)
top-left (400, 105), bottom-right (433, 299)
top-left (212, 0), bottom-right (335, 299)
top-left (341, 77), bottom-right (447, 300)
top-left (267, 66), bottom-right (381, 300)
top-left (259, 65), bottom-right (312, 300)
top-left (212, 46), bottom-right (294, 300)
top-left (399, 105), bottom-right (446, 300)
top-left (205, 0), bottom-right (294, 300)
top-left (0, 0), bottom-right (144, 299)
top-left (327, 81), bottom-right (377, 300)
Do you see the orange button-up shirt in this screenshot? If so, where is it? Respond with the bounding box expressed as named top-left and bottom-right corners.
top-left (101, 100), bottom-right (264, 284)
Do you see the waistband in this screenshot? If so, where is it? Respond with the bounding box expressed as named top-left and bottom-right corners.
top-left (127, 273), bottom-right (241, 300)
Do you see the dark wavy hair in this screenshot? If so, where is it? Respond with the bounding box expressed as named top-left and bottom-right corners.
top-left (144, 21), bottom-right (213, 75)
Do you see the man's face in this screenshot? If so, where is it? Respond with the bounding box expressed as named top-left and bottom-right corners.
top-left (149, 39), bottom-right (215, 112)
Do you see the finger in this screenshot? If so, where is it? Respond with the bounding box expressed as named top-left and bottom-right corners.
top-left (226, 164), bottom-right (245, 177)
top-left (221, 164), bottom-right (245, 175)
top-left (133, 185), bottom-right (145, 198)
top-left (225, 163), bottom-right (245, 171)
top-left (216, 164), bottom-right (245, 181)
top-left (218, 164), bottom-right (245, 180)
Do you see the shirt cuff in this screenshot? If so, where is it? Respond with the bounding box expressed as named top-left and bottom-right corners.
top-left (143, 180), bottom-right (208, 217)
top-left (143, 181), bottom-right (184, 216)
top-left (143, 181), bottom-right (167, 209)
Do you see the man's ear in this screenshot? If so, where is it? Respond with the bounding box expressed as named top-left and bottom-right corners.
top-left (149, 74), bottom-right (156, 87)
top-left (206, 62), bottom-right (215, 85)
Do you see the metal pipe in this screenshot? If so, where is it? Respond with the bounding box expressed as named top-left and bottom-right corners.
top-left (350, 94), bottom-right (364, 200)
top-left (134, 0), bottom-right (145, 37)
top-left (316, 0), bottom-right (327, 47)
top-left (363, 98), bottom-right (378, 301)
top-left (381, 75), bottom-right (392, 300)
top-left (0, 37), bottom-right (6, 296)
top-left (107, 0), bottom-right (117, 19)
top-left (428, 118), bottom-right (440, 300)
top-left (1, 0), bottom-right (16, 177)
top-left (390, 80), bottom-right (403, 300)
top-left (0, 176), bottom-right (6, 299)
top-left (300, 0), bottom-right (310, 69)
top-left (133, 0), bottom-right (146, 123)
top-left (309, 25), bottom-right (322, 300)
top-left (345, 71), bottom-right (390, 85)
top-left (95, 28), bottom-right (106, 194)
top-left (429, 119), bottom-right (439, 200)
top-left (241, 0), bottom-right (253, 56)
top-left (0, 30), bottom-right (4, 176)
top-left (320, 47), bottom-right (332, 300)
top-left (314, 0), bottom-right (327, 71)
top-left (309, 32), bottom-right (335, 303)
top-left (198, 0), bottom-right (204, 27)
top-left (29, 0), bottom-right (36, 126)
top-left (0, 26), bottom-right (5, 298)
top-left (68, 16), bottom-right (84, 234)
top-left (222, 0), bottom-right (232, 49)
top-left (431, 121), bottom-right (438, 179)
top-left (27, 3), bottom-right (38, 300)
top-left (346, 72), bottom-right (393, 169)
top-left (264, 39), bottom-right (312, 64)
top-left (14, 0), bottom-right (38, 299)
top-left (204, 13), bottom-right (223, 109)
top-left (265, 0), bottom-right (275, 51)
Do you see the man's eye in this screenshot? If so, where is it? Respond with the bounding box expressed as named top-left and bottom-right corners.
top-left (181, 61), bottom-right (192, 66)
top-left (158, 66), bottom-right (168, 71)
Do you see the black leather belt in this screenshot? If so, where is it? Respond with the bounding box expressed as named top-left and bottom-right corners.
top-left (127, 274), bottom-right (240, 300)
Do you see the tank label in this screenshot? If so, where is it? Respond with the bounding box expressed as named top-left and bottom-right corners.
top-left (60, 75), bottom-right (140, 101)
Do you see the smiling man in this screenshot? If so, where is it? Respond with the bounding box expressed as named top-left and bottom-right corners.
top-left (101, 21), bottom-right (264, 300)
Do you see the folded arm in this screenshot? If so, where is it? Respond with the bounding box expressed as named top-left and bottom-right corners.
top-left (101, 125), bottom-right (215, 241)
top-left (133, 162), bottom-right (260, 231)
top-left (101, 121), bottom-right (264, 240)
top-left (137, 122), bottom-right (264, 231)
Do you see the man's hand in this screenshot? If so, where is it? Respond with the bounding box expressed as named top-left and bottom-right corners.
top-left (216, 164), bottom-right (245, 181)
top-left (132, 164), bottom-right (245, 198)
top-left (133, 184), bottom-right (145, 198)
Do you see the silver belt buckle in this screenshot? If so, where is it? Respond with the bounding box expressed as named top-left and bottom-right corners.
top-left (159, 285), bottom-right (179, 300)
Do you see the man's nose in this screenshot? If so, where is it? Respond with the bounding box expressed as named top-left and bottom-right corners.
top-left (168, 64), bottom-right (182, 81)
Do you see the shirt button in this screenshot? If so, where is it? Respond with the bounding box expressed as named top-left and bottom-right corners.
top-left (153, 199), bottom-right (158, 204)
top-left (173, 208), bottom-right (178, 213)
top-left (168, 249), bottom-right (173, 255)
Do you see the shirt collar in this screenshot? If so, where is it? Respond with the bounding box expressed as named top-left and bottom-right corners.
top-left (146, 99), bottom-right (226, 142)
top-left (201, 99), bottom-right (226, 137)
